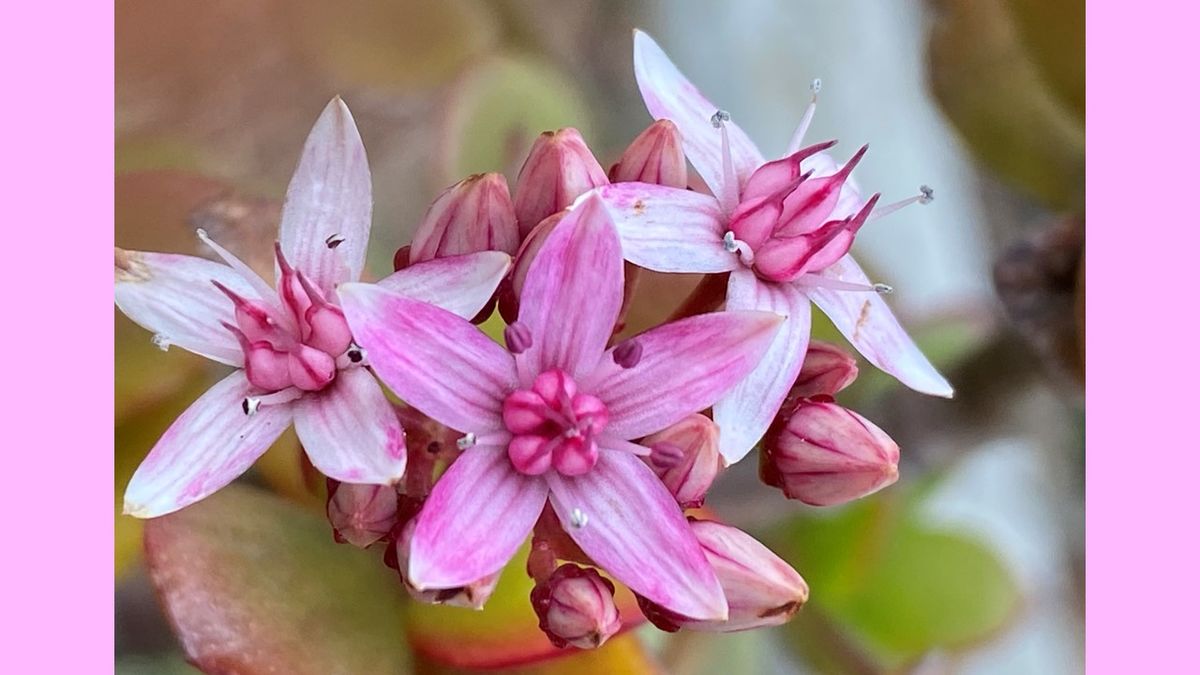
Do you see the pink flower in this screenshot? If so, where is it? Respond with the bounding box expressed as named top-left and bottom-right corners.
top-left (116, 98), bottom-right (511, 518)
top-left (761, 397), bottom-right (900, 506)
top-left (597, 31), bottom-right (953, 463)
top-left (338, 194), bottom-right (783, 621)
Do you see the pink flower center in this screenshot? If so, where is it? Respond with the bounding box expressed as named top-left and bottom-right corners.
top-left (217, 243), bottom-right (354, 395)
top-left (502, 369), bottom-right (610, 476)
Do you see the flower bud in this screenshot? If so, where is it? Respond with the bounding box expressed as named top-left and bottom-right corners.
top-left (410, 173), bottom-right (519, 263)
top-left (788, 340), bottom-right (858, 400)
top-left (609, 120), bottom-right (687, 188)
top-left (531, 564), bottom-right (621, 649)
top-left (498, 211), bottom-right (562, 323)
top-left (638, 520), bottom-right (808, 633)
top-left (640, 414), bottom-right (721, 508)
top-left (390, 518), bottom-right (500, 609)
top-left (513, 128), bottom-right (608, 237)
top-left (325, 480), bottom-right (398, 548)
top-left (761, 398), bottom-right (899, 506)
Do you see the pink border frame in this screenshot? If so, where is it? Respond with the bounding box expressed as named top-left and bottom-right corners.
top-left (4, 2), bottom-right (115, 672)
top-left (8, 1), bottom-right (1199, 670)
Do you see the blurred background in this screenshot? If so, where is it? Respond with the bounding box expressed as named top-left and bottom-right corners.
top-left (115, 1), bottom-right (1084, 673)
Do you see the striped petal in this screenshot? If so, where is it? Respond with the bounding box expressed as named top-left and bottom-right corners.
top-left (374, 251), bottom-right (511, 320)
top-left (595, 182), bottom-right (736, 274)
top-left (123, 371), bottom-right (293, 518)
top-left (546, 451), bottom-right (727, 621)
top-left (713, 269), bottom-right (812, 463)
top-left (808, 256), bottom-right (953, 397)
top-left (293, 367), bottom-right (406, 484)
top-left (278, 98), bottom-right (373, 294)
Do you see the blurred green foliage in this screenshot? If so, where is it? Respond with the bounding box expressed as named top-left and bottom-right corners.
top-left (772, 488), bottom-right (1020, 670)
top-left (142, 485), bottom-right (411, 674)
top-left (928, 0), bottom-right (1084, 211)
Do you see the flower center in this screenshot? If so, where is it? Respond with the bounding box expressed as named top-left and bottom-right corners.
top-left (208, 236), bottom-right (355, 397)
top-left (502, 369), bottom-right (610, 476)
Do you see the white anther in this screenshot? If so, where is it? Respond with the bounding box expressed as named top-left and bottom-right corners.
top-left (570, 508), bottom-right (589, 529)
top-left (242, 397), bottom-right (261, 416)
top-left (336, 346), bottom-right (366, 369)
top-left (457, 433), bottom-right (477, 451)
top-left (710, 109), bottom-right (731, 128)
top-left (723, 231), bottom-right (738, 252)
top-left (151, 333), bottom-right (172, 352)
top-left (324, 233), bottom-right (345, 249)
top-left (810, 78), bottom-right (823, 94)
top-left (919, 185), bottom-right (934, 204)
top-left (873, 283), bottom-right (894, 294)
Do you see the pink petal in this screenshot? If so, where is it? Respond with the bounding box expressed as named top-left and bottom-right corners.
top-left (586, 310), bottom-right (784, 440)
top-left (123, 371), bottom-right (294, 518)
top-left (713, 269), bottom-right (812, 463)
top-left (374, 251), bottom-right (511, 319)
top-left (115, 249), bottom-right (252, 366)
top-left (517, 194), bottom-right (623, 380)
top-left (800, 150), bottom-right (866, 221)
top-left (338, 283), bottom-right (518, 433)
top-left (633, 30), bottom-right (764, 204)
top-left (278, 98), bottom-right (372, 294)
top-left (545, 451), bottom-right (727, 621)
top-left (293, 367), bottom-right (406, 484)
top-left (408, 448), bottom-right (547, 589)
top-left (808, 256), bottom-right (953, 397)
top-left (594, 183), bottom-right (736, 273)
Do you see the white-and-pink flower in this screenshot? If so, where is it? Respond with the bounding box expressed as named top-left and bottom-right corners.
top-left (116, 98), bottom-right (510, 517)
top-left (338, 193), bottom-right (783, 622)
top-left (597, 30), bottom-right (953, 463)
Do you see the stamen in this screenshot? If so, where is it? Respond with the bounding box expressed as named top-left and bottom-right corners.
top-left (504, 322), bottom-right (533, 354)
top-left (868, 185), bottom-right (935, 222)
top-left (612, 340), bottom-right (642, 368)
top-left (151, 333), bottom-right (171, 351)
top-left (710, 109), bottom-right (740, 213)
top-left (196, 229), bottom-right (278, 306)
top-left (241, 387), bottom-right (303, 416)
top-left (325, 233), bottom-right (345, 249)
top-left (786, 77), bottom-right (823, 155)
top-left (335, 346), bottom-right (366, 369)
top-left (794, 275), bottom-right (893, 294)
top-left (457, 433), bottom-right (477, 451)
top-left (569, 508), bottom-right (589, 529)
top-left (723, 231), bottom-right (756, 264)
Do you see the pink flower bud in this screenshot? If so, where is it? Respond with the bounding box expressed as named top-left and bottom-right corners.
top-left (409, 173), bottom-right (519, 263)
top-left (513, 128), bottom-right (608, 237)
top-left (640, 520), bottom-right (808, 632)
top-left (640, 414), bottom-right (721, 508)
top-left (788, 340), bottom-right (858, 400)
top-left (531, 564), bottom-right (621, 649)
top-left (499, 211), bottom-right (562, 323)
top-left (390, 519), bottom-right (500, 609)
top-left (761, 398), bottom-right (899, 506)
top-left (609, 120), bottom-right (688, 188)
top-left (325, 480), bottom-right (398, 548)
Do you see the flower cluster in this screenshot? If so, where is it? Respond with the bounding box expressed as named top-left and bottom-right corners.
top-left (115, 30), bottom-right (949, 645)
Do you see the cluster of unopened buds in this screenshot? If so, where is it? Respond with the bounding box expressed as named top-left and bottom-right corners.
top-left (115, 30), bottom-right (951, 648)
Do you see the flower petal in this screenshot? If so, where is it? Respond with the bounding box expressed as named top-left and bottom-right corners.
top-left (278, 98), bottom-right (372, 293)
top-left (594, 183), bottom-right (736, 274)
top-left (374, 251), bottom-right (511, 319)
top-left (808, 256), bottom-right (953, 397)
top-left (293, 367), bottom-right (406, 484)
top-left (115, 249), bottom-right (250, 365)
top-left (408, 448), bottom-right (547, 589)
top-left (339, 283), bottom-right (518, 433)
top-left (633, 30), bottom-right (764, 203)
top-left (517, 194), bottom-right (623, 380)
top-left (546, 451), bottom-right (727, 621)
top-left (713, 269), bottom-right (812, 463)
top-left (586, 310), bottom-right (784, 440)
top-left (123, 371), bottom-right (294, 518)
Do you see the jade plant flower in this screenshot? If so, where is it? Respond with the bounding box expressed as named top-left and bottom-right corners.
top-left (116, 98), bottom-right (510, 517)
top-left (598, 30), bottom-right (953, 463)
top-left (339, 194), bottom-right (782, 621)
